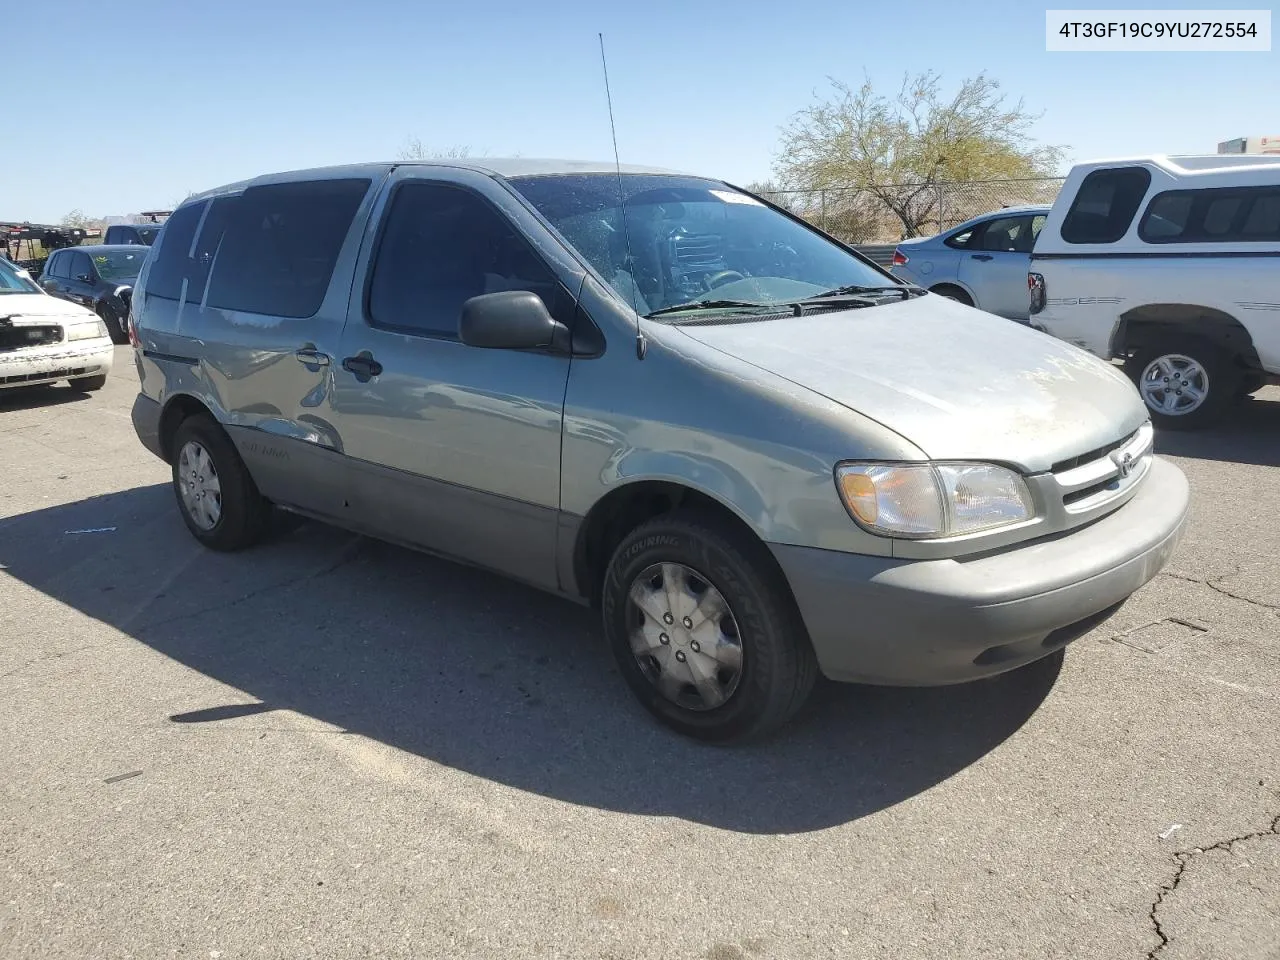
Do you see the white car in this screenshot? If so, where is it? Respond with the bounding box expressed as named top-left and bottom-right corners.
top-left (1029, 154), bottom-right (1279, 428)
top-left (0, 257), bottom-right (114, 391)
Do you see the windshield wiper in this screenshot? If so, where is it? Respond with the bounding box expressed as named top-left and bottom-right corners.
top-left (645, 299), bottom-right (776, 319)
top-left (800, 284), bottom-right (915, 302)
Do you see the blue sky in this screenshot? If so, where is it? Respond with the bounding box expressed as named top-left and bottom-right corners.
top-left (6, 0), bottom-right (1276, 222)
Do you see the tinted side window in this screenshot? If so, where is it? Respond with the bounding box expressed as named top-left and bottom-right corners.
top-left (70, 252), bottom-right (92, 279)
top-left (205, 179), bottom-right (369, 318)
top-left (45, 253), bottom-right (67, 278)
top-left (943, 229), bottom-right (973, 249)
top-left (1061, 167), bottom-right (1152, 244)
top-left (145, 201), bottom-right (207, 300)
top-left (187, 196), bottom-right (239, 305)
top-left (1139, 187), bottom-right (1280, 243)
top-left (368, 181), bottom-right (563, 339)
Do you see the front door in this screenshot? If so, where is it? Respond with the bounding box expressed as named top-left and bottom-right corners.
top-left (330, 172), bottom-right (574, 592)
top-left (958, 213), bottom-right (1045, 319)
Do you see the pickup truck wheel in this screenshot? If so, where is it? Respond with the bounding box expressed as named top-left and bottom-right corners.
top-left (171, 416), bottom-right (272, 551)
top-left (1127, 336), bottom-right (1240, 430)
top-left (602, 512), bottom-right (817, 743)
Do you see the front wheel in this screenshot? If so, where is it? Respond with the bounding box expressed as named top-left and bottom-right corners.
top-left (96, 303), bottom-right (127, 344)
top-left (1126, 335), bottom-right (1240, 430)
top-left (601, 512), bottom-right (817, 743)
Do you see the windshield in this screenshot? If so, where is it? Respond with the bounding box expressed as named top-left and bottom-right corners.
top-left (0, 258), bottom-right (41, 294)
top-left (507, 174), bottom-right (894, 317)
top-left (92, 249), bottom-right (147, 281)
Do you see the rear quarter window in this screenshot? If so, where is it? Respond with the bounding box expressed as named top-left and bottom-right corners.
top-left (1060, 167), bottom-right (1153, 244)
top-left (205, 179), bottom-right (370, 318)
top-left (144, 201), bottom-right (207, 301)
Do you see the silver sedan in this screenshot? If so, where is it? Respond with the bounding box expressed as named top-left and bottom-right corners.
top-left (889, 204), bottom-right (1050, 321)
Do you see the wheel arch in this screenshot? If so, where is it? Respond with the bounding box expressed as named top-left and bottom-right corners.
top-left (928, 281), bottom-right (976, 305)
top-left (570, 479), bottom-right (790, 609)
top-left (157, 392), bottom-right (217, 463)
top-left (1112, 303), bottom-right (1262, 372)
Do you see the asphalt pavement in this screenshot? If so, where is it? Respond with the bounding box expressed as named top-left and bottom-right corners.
top-left (1, 347), bottom-right (1278, 960)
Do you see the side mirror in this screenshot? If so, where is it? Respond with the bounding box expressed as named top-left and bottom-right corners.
top-left (459, 290), bottom-right (566, 351)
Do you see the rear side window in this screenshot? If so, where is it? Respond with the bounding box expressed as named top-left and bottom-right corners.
top-left (1139, 187), bottom-right (1280, 243)
top-left (145, 201), bottom-right (207, 301)
top-left (186, 196), bottom-right (239, 305)
top-left (205, 179), bottom-right (370, 318)
top-left (45, 252), bottom-right (67, 278)
top-left (1061, 167), bottom-right (1152, 244)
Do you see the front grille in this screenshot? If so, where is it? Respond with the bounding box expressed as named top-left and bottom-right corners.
top-left (1051, 428), bottom-right (1138, 474)
top-left (0, 324), bottom-right (63, 351)
top-left (1050, 422), bottom-right (1154, 513)
top-left (0, 365), bottom-right (89, 385)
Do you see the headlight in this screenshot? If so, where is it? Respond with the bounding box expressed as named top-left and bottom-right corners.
top-left (66, 320), bottom-right (110, 341)
top-left (835, 461), bottom-right (1035, 538)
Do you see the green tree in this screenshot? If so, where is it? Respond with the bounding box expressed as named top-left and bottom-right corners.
top-left (775, 72), bottom-right (1065, 237)
top-left (61, 209), bottom-right (90, 229)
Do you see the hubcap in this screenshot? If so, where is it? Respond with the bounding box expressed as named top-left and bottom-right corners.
top-left (177, 440), bottom-right (222, 531)
top-left (626, 562), bottom-right (744, 711)
top-left (1140, 353), bottom-right (1209, 416)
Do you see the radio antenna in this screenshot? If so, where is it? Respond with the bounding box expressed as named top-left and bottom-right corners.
top-left (598, 32), bottom-right (646, 360)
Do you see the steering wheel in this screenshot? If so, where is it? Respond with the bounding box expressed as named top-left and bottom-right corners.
top-left (705, 270), bottom-right (746, 290)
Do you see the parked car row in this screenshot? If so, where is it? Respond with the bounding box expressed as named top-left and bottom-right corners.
top-left (890, 154), bottom-right (1280, 428)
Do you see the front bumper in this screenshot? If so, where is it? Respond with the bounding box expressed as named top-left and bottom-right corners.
top-left (771, 456), bottom-right (1189, 685)
top-left (0, 339), bottom-right (114, 388)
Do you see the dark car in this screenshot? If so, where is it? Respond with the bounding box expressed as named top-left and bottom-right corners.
top-left (39, 244), bottom-right (148, 343)
top-left (103, 223), bottom-right (162, 246)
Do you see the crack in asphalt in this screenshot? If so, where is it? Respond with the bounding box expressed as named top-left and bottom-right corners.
top-left (1161, 570), bottom-right (1280, 614)
top-left (1147, 813), bottom-right (1280, 959)
top-left (130, 535), bottom-right (365, 635)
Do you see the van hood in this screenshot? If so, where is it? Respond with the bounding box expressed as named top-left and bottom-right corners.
top-left (0, 293), bottom-right (96, 321)
top-left (675, 295), bottom-right (1149, 473)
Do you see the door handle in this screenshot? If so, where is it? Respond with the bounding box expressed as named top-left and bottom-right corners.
top-left (971, 254), bottom-right (994, 262)
top-left (294, 347), bottom-right (330, 367)
top-left (342, 352), bottom-right (382, 381)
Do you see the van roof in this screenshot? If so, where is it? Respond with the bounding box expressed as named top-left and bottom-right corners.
top-left (184, 158), bottom-right (699, 203)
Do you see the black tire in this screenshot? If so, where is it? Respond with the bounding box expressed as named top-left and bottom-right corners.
top-left (170, 415), bottom-right (272, 551)
top-left (96, 302), bottom-right (127, 344)
top-left (1125, 335), bottom-right (1241, 430)
top-left (601, 511), bottom-right (818, 743)
top-left (70, 373), bottom-right (108, 392)
top-left (930, 284), bottom-right (973, 306)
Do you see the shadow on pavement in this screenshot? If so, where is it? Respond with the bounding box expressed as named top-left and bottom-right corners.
top-left (0, 383), bottom-right (95, 412)
top-left (1154, 393), bottom-right (1280, 468)
top-left (1, 484), bottom-right (1063, 834)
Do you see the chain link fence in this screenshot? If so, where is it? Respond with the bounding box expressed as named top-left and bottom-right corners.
top-left (756, 177), bottom-right (1066, 244)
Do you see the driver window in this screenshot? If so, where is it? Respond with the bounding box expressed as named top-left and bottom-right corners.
top-left (368, 181), bottom-right (562, 339)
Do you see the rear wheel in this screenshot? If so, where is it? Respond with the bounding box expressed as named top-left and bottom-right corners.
top-left (1126, 335), bottom-right (1241, 430)
top-left (930, 284), bottom-right (973, 307)
top-left (171, 415), bottom-right (272, 550)
top-left (601, 511), bottom-right (817, 743)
